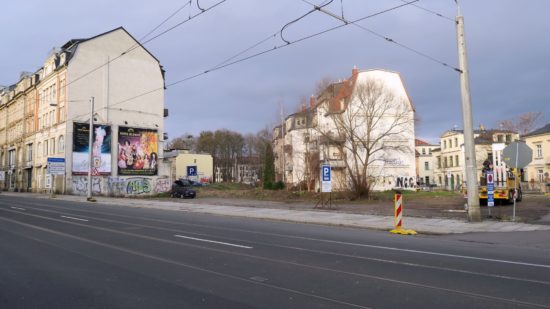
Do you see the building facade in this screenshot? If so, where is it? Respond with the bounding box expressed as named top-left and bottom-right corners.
top-left (273, 68), bottom-right (416, 192)
top-left (0, 27), bottom-right (169, 197)
top-left (415, 139), bottom-right (438, 186)
top-left (432, 127), bottom-right (518, 190)
top-left (164, 150), bottom-right (213, 183)
top-left (524, 123), bottom-right (550, 189)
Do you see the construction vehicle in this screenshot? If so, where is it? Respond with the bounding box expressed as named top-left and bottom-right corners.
top-left (465, 143), bottom-right (522, 204)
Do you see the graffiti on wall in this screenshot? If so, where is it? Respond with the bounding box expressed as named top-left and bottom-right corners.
top-left (154, 178), bottom-right (171, 193)
top-left (126, 178), bottom-right (152, 195)
top-left (394, 176), bottom-right (416, 189)
top-left (72, 177), bottom-right (103, 195)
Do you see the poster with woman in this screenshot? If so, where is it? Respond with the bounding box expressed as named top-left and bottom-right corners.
top-left (72, 122), bottom-right (112, 175)
top-left (118, 127), bottom-right (158, 176)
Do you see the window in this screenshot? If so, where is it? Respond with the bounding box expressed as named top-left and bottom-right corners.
top-left (438, 176), bottom-right (442, 185)
top-left (424, 162), bottom-right (429, 171)
top-left (429, 148), bottom-right (432, 154)
top-left (443, 140), bottom-right (447, 149)
top-left (538, 169), bottom-right (544, 182)
top-left (450, 156), bottom-right (453, 167)
top-left (444, 157), bottom-right (448, 168)
top-left (422, 148), bottom-right (426, 155)
top-left (497, 135), bottom-right (503, 143)
top-left (425, 176), bottom-right (430, 185)
top-left (26, 144), bottom-right (33, 163)
top-left (50, 111), bottom-right (55, 125)
top-left (43, 140), bottom-right (48, 156)
top-left (455, 155), bottom-right (459, 166)
top-left (506, 134), bottom-right (511, 143)
top-left (437, 157), bottom-right (441, 169)
top-left (50, 138), bottom-right (55, 154)
top-left (8, 149), bottom-right (16, 167)
top-left (454, 138), bottom-right (458, 148)
top-left (536, 144), bottom-right (542, 158)
top-left (37, 142), bottom-right (41, 158)
top-left (58, 135), bottom-right (65, 152)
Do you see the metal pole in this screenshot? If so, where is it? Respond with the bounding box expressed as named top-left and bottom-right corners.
top-left (456, 12), bottom-right (481, 222)
top-left (513, 142), bottom-right (519, 221)
top-left (87, 97), bottom-right (95, 201)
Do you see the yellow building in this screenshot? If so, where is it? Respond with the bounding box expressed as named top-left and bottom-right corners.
top-left (524, 123), bottom-right (550, 190)
top-left (164, 150), bottom-right (213, 183)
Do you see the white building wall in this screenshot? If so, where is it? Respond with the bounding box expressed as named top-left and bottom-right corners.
top-left (64, 28), bottom-right (168, 196)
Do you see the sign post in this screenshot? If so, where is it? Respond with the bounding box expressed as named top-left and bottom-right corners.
top-left (502, 141), bottom-right (532, 221)
top-left (47, 158), bottom-right (66, 198)
top-left (486, 170), bottom-right (494, 216)
top-left (315, 164), bottom-right (332, 209)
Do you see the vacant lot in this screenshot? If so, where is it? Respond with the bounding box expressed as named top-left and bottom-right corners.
top-left (167, 183), bottom-right (550, 223)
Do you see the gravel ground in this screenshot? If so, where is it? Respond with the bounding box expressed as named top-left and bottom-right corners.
top-left (159, 190), bottom-right (550, 223)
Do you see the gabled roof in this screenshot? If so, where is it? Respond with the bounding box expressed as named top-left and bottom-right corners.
top-left (524, 123), bottom-right (550, 137)
top-left (415, 138), bottom-right (437, 146)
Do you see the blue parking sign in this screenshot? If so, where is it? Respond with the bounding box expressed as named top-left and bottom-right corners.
top-left (322, 165), bottom-right (331, 182)
top-left (187, 165), bottom-right (197, 177)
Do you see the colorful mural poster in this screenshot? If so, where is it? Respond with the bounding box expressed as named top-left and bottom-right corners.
top-left (72, 122), bottom-right (112, 175)
top-left (118, 127), bottom-right (158, 176)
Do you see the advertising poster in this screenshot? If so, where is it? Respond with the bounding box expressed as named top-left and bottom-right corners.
top-left (118, 127), bottom-right (158, 176)
top-left (72, 122), bottom-right (112, 175)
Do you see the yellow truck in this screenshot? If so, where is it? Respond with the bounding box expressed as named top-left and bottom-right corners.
top-left (465, 143), bottom-right (522, 204)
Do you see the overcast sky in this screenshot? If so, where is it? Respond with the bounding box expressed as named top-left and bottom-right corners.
top-left (1, 0), bottom-right (548, 143)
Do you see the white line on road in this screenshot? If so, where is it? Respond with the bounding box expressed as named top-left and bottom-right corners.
top-left (174, 234), bottom-right (252, 249)
top-left (60, 215), bottom-right (89, 222)
top-left (10, 207), bottom-right (26, 211)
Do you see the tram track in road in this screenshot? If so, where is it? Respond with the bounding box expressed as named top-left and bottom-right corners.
top-left (1, 198), bottom-right (550, 308)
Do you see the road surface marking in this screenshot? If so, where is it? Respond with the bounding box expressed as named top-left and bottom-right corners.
top-left (174, 234), bottom-right (252, 249)
top-left (60, 215), bottom-right (89, 222)
top-left (10, 207), bottom-right (26, 211)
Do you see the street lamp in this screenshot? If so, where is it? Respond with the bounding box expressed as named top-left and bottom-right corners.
top-left (87, 97), bottom-right (96, 202)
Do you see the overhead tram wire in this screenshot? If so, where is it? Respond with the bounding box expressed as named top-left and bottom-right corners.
top-left (138, 0), bottom-right (193, 42)
top-left (212, 0), bottom-right (333, 69)
top-left (301, 0), bottom-right (461, 73)
top-left (92, 0), bottom-right (420, 113)
top-left (399, 0), bottom-right (454, 22)
top-left (61, 0), bottom-right (229, 96)
top-left (61, 0), bottom-right (230, 122)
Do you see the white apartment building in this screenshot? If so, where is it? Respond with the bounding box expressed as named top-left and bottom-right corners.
top-left (0, 27), bottom-right (169, 196)
top-left (274, 68), bottom-right (416, 192)
top-left (415, 139), bottom-right (438, 186)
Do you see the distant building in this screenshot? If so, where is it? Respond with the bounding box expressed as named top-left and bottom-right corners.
top-left (415, 139), bottom-right (438, 186)
top-left (524, 123), bottom-right (550, 188)
top-left (0, 27), bottom-right (168, 196)
top-left (432, 126), bottom-right (519, 190)
top-left (164, 150), bottom-right (213, 183)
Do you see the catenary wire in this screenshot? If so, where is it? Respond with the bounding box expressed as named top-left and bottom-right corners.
top-left (80, 0), bottom-right (421, 117)
top-left (400, 0), bottom-right (455, 22)
top-left (301, 0), bottom-right (461, 72)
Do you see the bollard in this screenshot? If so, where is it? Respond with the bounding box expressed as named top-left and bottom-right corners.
top-left (389, 190), bottom-right (417, 235)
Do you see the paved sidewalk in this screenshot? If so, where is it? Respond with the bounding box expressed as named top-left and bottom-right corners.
top-left (3, 192), bottom-right (550, 234)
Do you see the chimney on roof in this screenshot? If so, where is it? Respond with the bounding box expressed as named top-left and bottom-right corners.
top-left (352, 66), bottom-right (359, 78)
top-left (309, 95), bottom-right (316, 108)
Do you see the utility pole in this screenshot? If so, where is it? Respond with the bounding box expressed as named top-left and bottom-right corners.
top-left (280, 102), bottom-right (285, 185)
top-left (456, 4), bottom-right (480, 221)
top-left (87, 97), bottom-right (96, 202)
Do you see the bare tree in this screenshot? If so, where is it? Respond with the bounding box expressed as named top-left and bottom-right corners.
top-left (166, 133), bottom-right (195, 151)
top-left (313, 75), bottom-right (335, 96)
top-left (317, 79), bottom-right (413, 198)
top-left (497, 111), bottom-right (544, 136)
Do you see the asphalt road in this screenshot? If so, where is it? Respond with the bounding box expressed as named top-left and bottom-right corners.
top-left (1, 195), bottom-right (549, 309)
